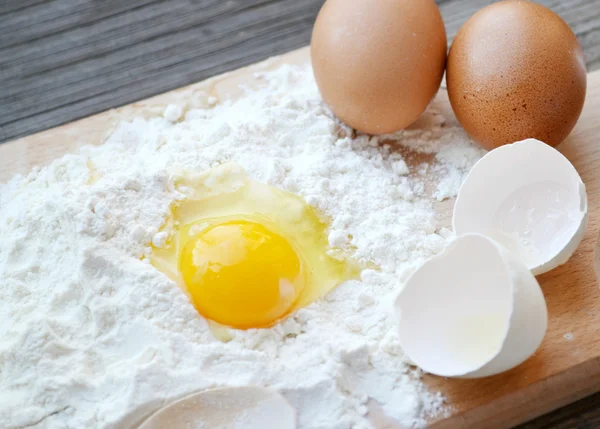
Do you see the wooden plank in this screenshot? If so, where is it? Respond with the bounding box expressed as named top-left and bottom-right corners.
top-left (0, 0), bottom-right (324, 143)
top-left (1, 0), bottom-right (600, 144)
top-left (2, 47), bottom-right (600, 429)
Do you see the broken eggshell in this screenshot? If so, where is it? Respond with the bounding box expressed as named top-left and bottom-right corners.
top-left (137, 386), bottom-right (296, 429)
top-left (395, 234), bottom-right (547, 378)
top-left (453, 138), bottom-right (587, 275)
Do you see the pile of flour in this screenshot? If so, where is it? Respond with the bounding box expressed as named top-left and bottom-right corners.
top-left (0, 64), bottom-right (483, 429)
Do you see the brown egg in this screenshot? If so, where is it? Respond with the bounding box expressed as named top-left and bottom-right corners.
top-left (311, 0), bottom-right (447, 134)
top-left (447, 0), bottom-right (587, 150)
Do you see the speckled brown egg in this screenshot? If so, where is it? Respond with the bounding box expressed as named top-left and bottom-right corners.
top-left (311, 0), bottom-right (447, 135)
top-left (447, 0), bottom-right (587, 150)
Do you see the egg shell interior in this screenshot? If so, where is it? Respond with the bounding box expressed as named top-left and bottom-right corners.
top-left (453, 139), bottom-right (587, 275)
top-left (395, 234), bottom-right (547, 378)
top-left (396, 234), bottom-right (511, 377)
top-left (138, 387), bottom-right (296, 429)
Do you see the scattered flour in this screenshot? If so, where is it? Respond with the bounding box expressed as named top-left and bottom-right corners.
top-left (163, 104), bottom-right (184, 123)
top-left (0, 63), bottom-right (483, 429)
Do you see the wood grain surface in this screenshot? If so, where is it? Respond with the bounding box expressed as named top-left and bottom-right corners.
top-left (2, 1), bottom-right (600, 428)
top-left (1, 0), bottom-right (600, 144)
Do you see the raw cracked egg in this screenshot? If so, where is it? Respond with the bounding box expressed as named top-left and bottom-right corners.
top-left (150, 163), bottom-right (360, 330)
top-left (447, 0), bottom-right (587, 150)
top-left (311, 0), bottom-right (447, 134)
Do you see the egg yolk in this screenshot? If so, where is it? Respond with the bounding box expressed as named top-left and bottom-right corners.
top-left (179, 220), bottom-right (304, 329)
top-left (149, 164), bottom-right (364, 333)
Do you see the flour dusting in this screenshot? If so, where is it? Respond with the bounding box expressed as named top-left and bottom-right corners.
top-left (0, 64), bottom-right (483, 429)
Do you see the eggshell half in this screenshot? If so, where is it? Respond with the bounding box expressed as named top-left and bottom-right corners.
top-left (138, 387), bottom-right (296, 429)
top-left (395, 234), bottom-right (547, 378)
top-left (453, 139), bottom-right (587, 275)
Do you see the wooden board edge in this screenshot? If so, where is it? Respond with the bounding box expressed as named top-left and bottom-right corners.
top-left (431, 356), bottom-right (600, 428)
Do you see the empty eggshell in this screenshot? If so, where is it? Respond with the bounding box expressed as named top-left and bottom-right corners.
top-left (395, 233), bottom-right (548, 378)
top-left (138, 387), bottom-right (296, 429)
top-left (453, 139), bottom-right (587, 275)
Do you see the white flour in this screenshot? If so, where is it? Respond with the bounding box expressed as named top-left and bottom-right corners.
top-left (0, 64), bottom-right (483, 429)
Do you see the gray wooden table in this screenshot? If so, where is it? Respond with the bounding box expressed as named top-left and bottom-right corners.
top-left (1, 0), bottom-right (600, 427)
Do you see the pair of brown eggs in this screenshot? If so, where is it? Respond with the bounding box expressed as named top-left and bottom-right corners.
top-left (311, 0), bottom-right (587, 150)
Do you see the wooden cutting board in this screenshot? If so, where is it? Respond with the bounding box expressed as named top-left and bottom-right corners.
top-left (1, 47), bottom-right (600, 429)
